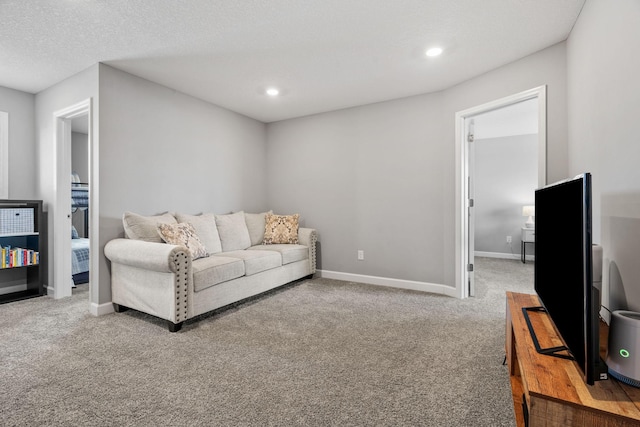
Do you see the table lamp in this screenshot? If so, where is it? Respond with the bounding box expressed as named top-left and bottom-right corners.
top-left (522, 205), bottom-right (535, 228)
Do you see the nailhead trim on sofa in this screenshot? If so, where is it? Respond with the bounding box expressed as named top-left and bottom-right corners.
top-left (170, 251), bottom-right (190, 323)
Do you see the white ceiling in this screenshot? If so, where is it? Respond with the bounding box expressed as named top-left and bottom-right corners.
top-left (1, 0), bottom-right (585, 123)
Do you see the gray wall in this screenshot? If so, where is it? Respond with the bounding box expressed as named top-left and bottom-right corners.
top-left (72, 132), bottom-right (89, 183)
top-left (0, 86), bottom-right (37, 295)
top-left (474, 134), bottom-right (537, 256)
top-left (443, 43), bottom-right (568, 186)
top-left (98, 64), bottom-right (268, 304)
top-left (72, 131), bottom-right (88, 237)
top-left (0, 86), bottom-right (37, 199)
top-left (567, 0), bottom-right (640, 312)
top-left (267, 92), bottom-right (447, 283)
top-left (267, 42), bottom-right (567, 289)
top-left (15, 1), bottom-right (640, 312)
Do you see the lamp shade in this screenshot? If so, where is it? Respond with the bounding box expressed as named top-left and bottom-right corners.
top-left (522, 205), bottom-right (535, 217)
top-left (522, 205), bottom-right (535, 228)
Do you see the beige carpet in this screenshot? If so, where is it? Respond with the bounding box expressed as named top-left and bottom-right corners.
top-left (0, 257), bottom-right (533, 426)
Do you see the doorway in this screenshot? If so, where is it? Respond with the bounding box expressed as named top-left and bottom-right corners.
top-left (70, 114), bottom-right (90, 291)
top-left (455, 86), bottom-right (547, 298)
top-left (52, 99), bottom-right (93, 301)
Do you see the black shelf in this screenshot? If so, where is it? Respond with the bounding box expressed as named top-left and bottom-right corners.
top-left (0, 288), bottom-right (41, 304)
top-left (0, 200), bottom-right (45, 304)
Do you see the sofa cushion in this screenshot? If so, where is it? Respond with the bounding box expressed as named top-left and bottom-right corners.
top-left (123, 211), bottom-right (176, 242)
top-left (175, 212), bottom-right (222, 254)
top-left (244, 210), bottom-right (272, 246)
top-left (263, 213), bottom-right (300, 244)
top-left (215, 211), bottom-right (252, 252)
top-left (192, 256), bottom-right (245, 292)
top-left (215, 250), bottom-right (282, 276)
top-left (248, 244), bottom-right (308, 265)
top-left (157, 223), bottom-right (209, 260)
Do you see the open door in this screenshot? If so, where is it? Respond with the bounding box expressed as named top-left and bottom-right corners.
top-left (466, 118), bottom-right (475, 297)
top-left (53, 99), bottom-right (91, 299)
top-left (455, 85), bottom-right (546, 299)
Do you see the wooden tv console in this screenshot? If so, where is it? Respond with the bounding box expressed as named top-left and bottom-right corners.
top-left (506, 292), bottom-right (640, 426)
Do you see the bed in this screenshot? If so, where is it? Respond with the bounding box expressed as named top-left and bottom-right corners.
top-left (71, 180), bottom-right (90, 285)
top-left (72, 237), bottom-right (90, 285)
top-left (72, 182), bottom-right (89, 236)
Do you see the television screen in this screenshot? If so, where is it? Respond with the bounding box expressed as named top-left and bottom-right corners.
top-left (534, 173), bottom-right (599, 384)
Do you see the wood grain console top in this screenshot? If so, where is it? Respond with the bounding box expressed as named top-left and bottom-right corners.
top-left (506, 291), bottom-right (640, 422)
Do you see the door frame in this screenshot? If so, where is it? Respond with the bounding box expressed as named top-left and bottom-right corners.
top-left (0, 111), bottom-right (7, 199)
top-left (52, 98), bottom-right (93, 300)
top-left (454, 86), bottom-right (547, 299)
top-left (467, 118), bottom-right (476, 296)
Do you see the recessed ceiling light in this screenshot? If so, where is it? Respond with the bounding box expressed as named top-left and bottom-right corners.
top-left (266, 87), bottom-right (280, 96)
top-left (426, 47), bottom-right (443, 57)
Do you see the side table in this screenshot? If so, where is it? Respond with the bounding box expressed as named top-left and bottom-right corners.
top-left (521, 227), bottom-right (535, 263)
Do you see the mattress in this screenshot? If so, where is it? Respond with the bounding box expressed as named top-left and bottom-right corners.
top-left (71, 237), bottom-right (89, 276)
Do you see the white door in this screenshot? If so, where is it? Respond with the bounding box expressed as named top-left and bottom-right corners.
top-left (53, 100), bottom-right (91, 299)
top-left (466, 118), bottom-right (475, 297)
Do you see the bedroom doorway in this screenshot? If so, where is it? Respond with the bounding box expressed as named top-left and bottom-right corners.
top-left (71, 114), bottom-right (90, 291)
top-left (455, 86), bottom-right (547, 298)
top-left (53, 99), bottom-right (94, 304)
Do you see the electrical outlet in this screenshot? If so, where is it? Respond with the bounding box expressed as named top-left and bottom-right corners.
top-left (506, 235), bottom-right (512, 244)
top-left (357, 250), bottom-right (364, 260)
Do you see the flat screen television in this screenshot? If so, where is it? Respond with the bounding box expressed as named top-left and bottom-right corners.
top-left (532, 172), bottom-right (606, 385)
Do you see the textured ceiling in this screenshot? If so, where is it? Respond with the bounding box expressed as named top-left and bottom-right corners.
top-left (1, 0), bottom-right (585, 123)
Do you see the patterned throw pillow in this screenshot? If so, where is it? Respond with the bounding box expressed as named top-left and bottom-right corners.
top-left (157, 223), bottom-right (208, 260)
top-left (263, 213), bottom-right (299, 245)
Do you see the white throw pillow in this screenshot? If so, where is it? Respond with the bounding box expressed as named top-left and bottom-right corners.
top-left (122, 211), bottom-right (176, 243)
top-left (215, 211), bottom-right (251, 252)
top-left (244, 210), bottom-right (273, 246)
top-left (175, 212), bottom-right (222, 254)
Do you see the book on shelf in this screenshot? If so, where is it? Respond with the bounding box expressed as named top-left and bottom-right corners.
top-left (1, 245), bottom-right (39, 269)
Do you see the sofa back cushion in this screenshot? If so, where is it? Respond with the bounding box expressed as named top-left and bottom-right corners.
top-left (123, 211), bottom-right (176, 242)
top-left (175, 212), bottom-right (222, 254)
top-left (244, 210), bottom-right (273, 246)
top-left (215, 211), bottom-right (251, 252)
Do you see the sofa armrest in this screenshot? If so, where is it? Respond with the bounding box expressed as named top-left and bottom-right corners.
top-left (104, 238), bottom-right (188, 273)
top-left (105, 238), bottom-right (193, 325)
top-left (298, 227), bottom-right (316, 247)
top-left (298, 228), bottom-right (317, 274)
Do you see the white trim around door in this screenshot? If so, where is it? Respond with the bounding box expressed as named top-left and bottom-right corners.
top-left (454, 86), bottom-right (547, 299)
top-left (52, 99), bottom-right (94, 301)
top-left (0, 111), bottom-right (8, 199)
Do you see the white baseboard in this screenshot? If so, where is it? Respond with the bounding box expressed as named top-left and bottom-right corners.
top-left (90, 301), bottom-right (115, 316)
top-left (44, 283), bottom-right (112, 316)
top-left (317, 270), bottom-right (459, 298)
top-left (45, 284), bottom-right (74, 299)
top-left (475, 251), bottom-right (534, 261)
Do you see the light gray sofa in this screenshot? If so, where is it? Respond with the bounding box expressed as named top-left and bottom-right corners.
top-left (104, 211), bottom-right (317, 332)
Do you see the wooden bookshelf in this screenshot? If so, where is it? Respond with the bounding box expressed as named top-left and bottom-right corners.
top-left (506, 291), bottom-right (640, 426)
